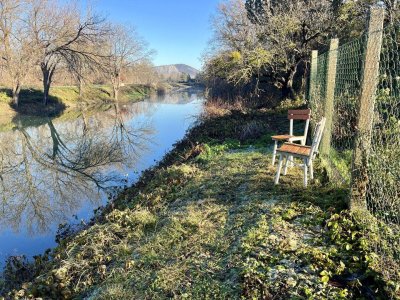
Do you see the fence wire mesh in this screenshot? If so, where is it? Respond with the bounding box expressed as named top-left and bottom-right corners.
top-left (331, 35), bottom-right (366, 177)
top-left (309, 51), bottom-right (328, 124)
top-left (310, 35), bottom-right (367, 185)
top-left (367, 23), bottom-right (400, 289)
top-left (369, 24), bottom-right (400, 226)
top-left (309, 19), bottom-right (400, 293)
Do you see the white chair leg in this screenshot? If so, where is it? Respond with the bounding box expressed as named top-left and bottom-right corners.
top-left (309, 159), bottom-right (314, 180)
top-left (272, 141), bottom-right (278, 166)
top-left (289, 155), bottom-right (294, 167)
top-left (283, 156), bottom-right (289, 175)
top-left (303, 159), bottom-right (308, 187)
top-left (274, 155), bottom-right (284, 185)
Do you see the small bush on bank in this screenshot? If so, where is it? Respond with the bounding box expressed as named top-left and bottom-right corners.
top-left (275, 96), bottom-right (307, 112)
top-left (0, 91), bottom-right (11, 104)
top-left (202, 98), bottom-right (246, 118)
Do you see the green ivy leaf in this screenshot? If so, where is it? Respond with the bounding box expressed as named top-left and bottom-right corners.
top-left (321, 275), bottom-right (330, 284)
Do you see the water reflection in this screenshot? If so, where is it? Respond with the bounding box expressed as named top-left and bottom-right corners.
top-left (0, 89), bottom-right (204, 266)
top-left (148, 88), bottom-right (204, 104)
top-left (0, 103), bottom-right (154, 234)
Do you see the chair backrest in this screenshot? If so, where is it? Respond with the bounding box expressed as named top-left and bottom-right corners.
top-left (309, 117), bottom-right (326, 159)
top-left (288, 109), bottom-right (311, 137)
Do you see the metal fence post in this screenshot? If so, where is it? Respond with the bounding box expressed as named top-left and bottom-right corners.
top-left (350, 8), bottom-right (385, 211)
top-left (320, 39), bottom-right (339, 156)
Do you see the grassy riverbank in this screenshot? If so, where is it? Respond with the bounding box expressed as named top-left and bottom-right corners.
top-left (1, 102), bottom-right (399, 299)
top-left (0, 84), bottom-right (159, 131)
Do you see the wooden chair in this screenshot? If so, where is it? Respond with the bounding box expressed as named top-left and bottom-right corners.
top-left (271, 109), bottom-right (311, 165)
top-left (274, 117), bottom-right (326, 187)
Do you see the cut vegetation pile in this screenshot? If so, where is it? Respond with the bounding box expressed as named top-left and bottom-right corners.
top-left (1, 103), bottom-right (398, 299)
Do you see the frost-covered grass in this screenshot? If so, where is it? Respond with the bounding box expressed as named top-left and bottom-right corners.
top-left (1, 107), bottom-right (398, 299)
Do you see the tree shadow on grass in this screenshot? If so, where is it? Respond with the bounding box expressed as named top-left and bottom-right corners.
top-left (0, 88), bottom-right (67, 129)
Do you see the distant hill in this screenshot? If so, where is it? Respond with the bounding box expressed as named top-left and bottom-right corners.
top-left (155, 64), bottom-right (199, 80)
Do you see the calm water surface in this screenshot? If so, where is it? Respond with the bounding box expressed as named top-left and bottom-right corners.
top-left (0, 90), bottom-right (204, 267)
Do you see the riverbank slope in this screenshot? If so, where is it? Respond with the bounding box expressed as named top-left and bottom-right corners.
top-left (0, 84), bottom-right (164, 131)
top-left (1, 102), bottom-right (398, 299)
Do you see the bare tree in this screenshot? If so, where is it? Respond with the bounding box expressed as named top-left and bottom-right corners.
top-left (1, 1), bottom-right (157, 105)
top-left (204, 0), bottom-right (336, 100)
top-left (212, 0), bottom-right (259, 53)
top-left (28, 0), bottom-right (108, 105)
top-left (104, 24), bottom-right (153, 101)
top-left (126, 60), bottom-right (159, 85)
top-left (245, 0), bottom-right (335, 98)
top-left (68, 42), bottom-right (103, 97)
top-left (0, 0), bottom-right (37, 106)
top-left (0, 106), bottom-right (153, 234)
top-left (203, 0), bottom-right (263, 99)
top-left (339, 0), bottom-right (399, 27)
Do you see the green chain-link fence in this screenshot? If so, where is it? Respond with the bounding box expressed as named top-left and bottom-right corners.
top-left (310, 21), bottom-right (399, 222)
top-left (309, 51), bottom-right (328, 123)
top-left (309, 10), bottom-right (400, 291)
top-left (369, 23), bottom-right (400, 225)
top-left (310, 35), bottom-right (367, 185)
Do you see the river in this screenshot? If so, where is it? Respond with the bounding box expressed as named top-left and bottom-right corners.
top-left (0, 89), bottom-right (204, 268)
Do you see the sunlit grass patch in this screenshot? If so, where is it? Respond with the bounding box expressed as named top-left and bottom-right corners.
top-left (324, 148), bottom-right (353, 185)
top-left (50, 86), bottom-right (80, 103)
top-left (2, 106), bottom-right (397, 299)
top-left (0, 90), bottom-right (12, 104)
top-left (119, 84), bottom-right (155, 102)
top-left (2, 143), bottom-right (391, 299)
top-left (0, 121), bottom-right (15, 132)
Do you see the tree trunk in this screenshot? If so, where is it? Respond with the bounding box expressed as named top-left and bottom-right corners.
top-left (301, 62), bottom-right (309, 94)
top-left (48, 121), bottom-right (60, 159)
top-left (114, 102), bottom-right (121, 115)
top-left (282, 63), bottom-right (299, 99)
top-left (282, 76), bottom-right (295, 99)
top-left (82, 112), bottom-right (88, 134)
top-left (78, 77), bottom-right (84, 97)
top-left (112, 84), bottom-right (119, 101)
top-left (112, 73), bottom-right (121, 101)
top-left (41, 64), bottom-right (55, 106)
top-left (12, 82), bottom-right (21, 107)
top-left (48, 120), bottom-right (66, 159)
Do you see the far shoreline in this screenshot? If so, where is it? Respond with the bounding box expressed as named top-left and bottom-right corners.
top-left (0, 82), bottom-right (202, 132)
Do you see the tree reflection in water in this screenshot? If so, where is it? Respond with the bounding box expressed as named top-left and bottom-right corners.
top-left (0, 103), bottom-right (154, 234)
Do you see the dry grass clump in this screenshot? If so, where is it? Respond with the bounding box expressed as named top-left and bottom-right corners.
top-left (202, 98), bottom-right (246, 118)
top-left (238, 120), bottom-right (266, 142)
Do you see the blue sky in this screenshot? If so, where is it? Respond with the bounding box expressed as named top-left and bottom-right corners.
top-left (95, 0), bottom-right (221, 70)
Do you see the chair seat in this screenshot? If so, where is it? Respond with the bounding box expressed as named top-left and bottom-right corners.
top-left (277, 142), bottom-right (311, 157)
top-left (272, 135), bottom-right (305, 142)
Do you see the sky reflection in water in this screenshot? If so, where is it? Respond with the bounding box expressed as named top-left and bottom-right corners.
top-left (0, 90), bottom-right (204, 266)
